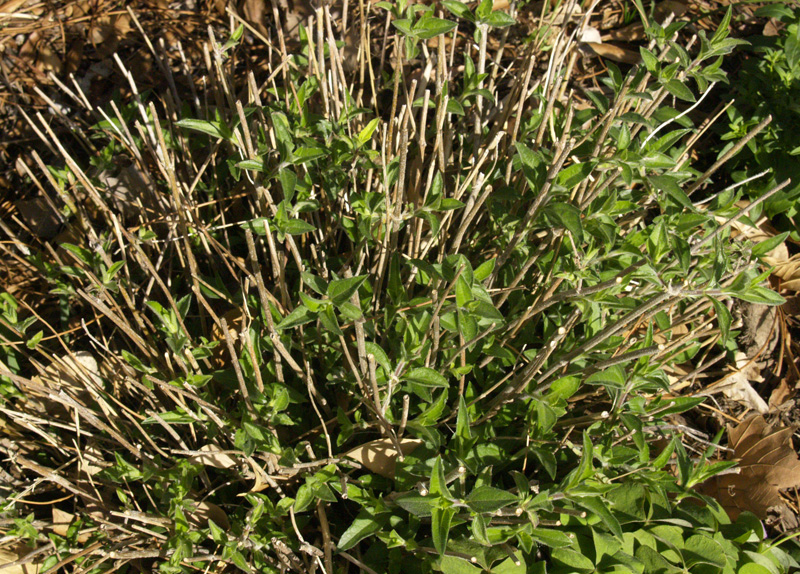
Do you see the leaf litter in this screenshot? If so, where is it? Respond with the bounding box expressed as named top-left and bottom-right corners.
top-left (699, 415), bottom-right (800, 529)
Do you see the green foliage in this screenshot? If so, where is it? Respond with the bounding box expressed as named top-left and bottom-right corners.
top-left (1, 5), bottom-right (798, 574)
top-left (715, 3), bottom-right (800, 237)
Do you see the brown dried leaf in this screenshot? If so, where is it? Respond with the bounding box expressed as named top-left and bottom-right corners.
top-left (186, 500), bottom-right (230, 530)
top-left (0, 547), bottom-right (39, 574)
top-left (344, 438), bottom-right (423, 478)
top-left (190, 444), bottom-right (239, 469)
top-left (699, 415), bottom-right (800, 522)
top-left (584, 42), bottom-right (640, 65)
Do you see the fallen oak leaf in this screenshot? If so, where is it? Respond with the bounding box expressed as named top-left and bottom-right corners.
top-left (698, 415), bottom-right (800, 526)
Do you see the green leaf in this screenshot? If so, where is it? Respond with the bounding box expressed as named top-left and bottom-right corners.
top-left (447, 99), bottom-right (466, 116)
top-left (293, 146), bottom-right (327, 164)
top-left (708, 297), bottom-right (731, 345)
top-left (318, 305), bottom-right (343, 336)
top-left (545, 202), bottom-right (584, 243)
top-left (338, 510), bottom-right (383, 550)
top-left (441, 0), bottom-right (474, 22)
top-left (786, 28), bottom-right (800, 70)
top-left (432, 506), bottom-right (456, 555)
top-left (586, 365), bottom-right (626, 389)
top-left (396, 492), bottom-right (435, 517)
top-left (640, 47), bottom-right (659, 73)
top-left (649, 175), bottom-right (693, 209)
top-left (663, 79), bottom-right (696, 102)
top-left (683, 534), bottom-right (726, 568)
top-left (440, 555), bottom-right (482, 574)
top-left (429, 456), bottom-right (451, 497)
top-left (357, 118), bottom-right (380, 147)
top-left (735, 286), bottom-right (785, 306)
top-left (484, 10), bottom-right (515, 28)
top-left (547, 375), bottom-right (581, 402)
top-left (551, 548), bottom-right (594, 571)
top-left (283, 219), bottom-right (316, 235)
top-left (572, 496), bottom-right (623, 538)
top-left (364, 342), bottom-right (392, 374)
top-left (456, 276), bottom-right (473, 308)
top-left (439, 198), bottom-right (465, 211)
top-left (751, 232), bottom-right (789, 258)
top-left (176, 118), bottom-right (226, 139)
top-left (557, 162), bottom-right (593, 189)
top-left (277, 305), bottom-right (316, 330)
top-left (404, 367), bottom-right (449, 388)
top-left (208, 519), bottom-right (227, 544)
top-left (392, 19), bottom-right (414, 36)
top-left (528, 528), bottom-right (574, 548)
top-left (302, 272), bottom-right (328, 295)
top-left (473, 258), bottom-right (496, 282)
top-left (465, 486), bottom-right (518, 514)
top-left (327, 275), bottom-right (368, 306)
top-left (279, 169), bottom-right (297, 202)
top-left (412, 17), bottom-right (457, 39)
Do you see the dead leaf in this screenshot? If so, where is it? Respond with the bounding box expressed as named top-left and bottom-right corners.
top-left (0, 0), bottom-right (32, 14)
top-left (769, 378), bottom-right (793, 410)
top-left (190, 444), bottom-right (239, 469)
top-left (579, 26), bottom-right (602, 44)
top-left (717, 363), bottom-right (769, 415)
top-left (344, 438), bottom-right (423, 479)
top-left (698, 415), bottom-right (800, 525)
top-left (584, 42), bottom-right (640, 65)
top-left (242, 0), bottom-right (268, 35)
top-left (0, 546), bottom-right (40, 574)
top-left (186, 500), bottom-right (230, 530)
top-left (51, 508), bottom-right (91, 543)
top-left (211, 309), bottom-right (245, 367)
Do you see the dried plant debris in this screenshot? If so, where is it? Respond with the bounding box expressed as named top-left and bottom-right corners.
top-left (699, 415), bottom-right (800, 529)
